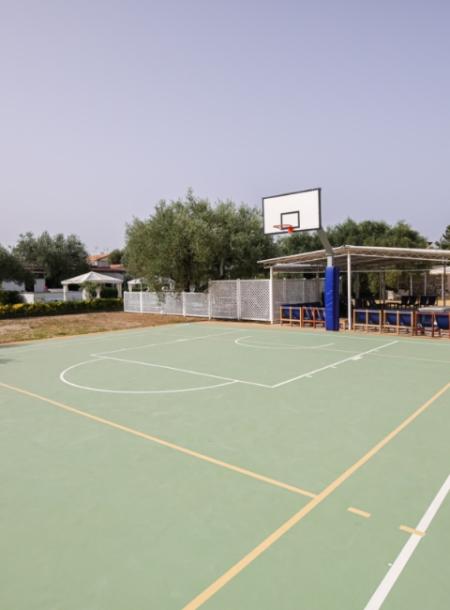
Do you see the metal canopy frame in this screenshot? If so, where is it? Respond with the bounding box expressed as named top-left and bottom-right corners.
top-left (259, 245), bottom-right (450, 330)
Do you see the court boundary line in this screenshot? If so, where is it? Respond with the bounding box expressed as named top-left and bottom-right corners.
top-left (94, 329), bottom-right (244, 357)
top-left (180, 381), bottom-right (450, 610)
top-left (60, 358), bottom-right (240, 394)
top-left (234, 336), bottom-right (335, 350)
top-left (0, 381), bottom-right (317, 499)
top-left (364, 474), bottom-right (450, 610)
top-left (0, 321), bottom-right (198, 352)
top-left (215, 335), bottom-right (450, 365)
top-left (271, 340), bottom-right (398, 388)
top-left (89, 355), bottom-right (273, 389)
top-left (0, 325), bottom-right (242, 355)
top-left (58, 339), bottom-right (400, 395)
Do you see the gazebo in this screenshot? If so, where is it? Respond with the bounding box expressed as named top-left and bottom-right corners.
top-left (61, 271), bottom-right (123, 301)
top-left (127, 278), bottom-right (146, 291)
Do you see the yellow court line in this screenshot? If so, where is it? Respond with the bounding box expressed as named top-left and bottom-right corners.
top-left (181, 381), bottom-right (450, 610)
top-left (0, 382), bottom-right (316, 499)
top-left (399, 525), bottom-right (426, 537)
top-left (347, 506), bottom-right (371, 519)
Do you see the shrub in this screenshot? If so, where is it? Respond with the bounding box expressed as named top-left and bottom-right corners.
top-left (0, 290), bottom-right (23, 305)
top-left (100, 286), bottom-right (119, 298)
top-left (0, 298), bottom-right (123, 319)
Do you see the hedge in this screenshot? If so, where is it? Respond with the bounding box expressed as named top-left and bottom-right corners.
top-left (0, 298), bottom-right (123, 319)
top-left (0, 290), bottom-right (23, 305)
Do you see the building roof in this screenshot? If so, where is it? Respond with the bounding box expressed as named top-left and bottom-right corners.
top-left (87, 253), bottom-right (110, 263)
top-left (259, 245), bottom-right (450, 271)
top-left (61, 271), bottom-right (123, 285)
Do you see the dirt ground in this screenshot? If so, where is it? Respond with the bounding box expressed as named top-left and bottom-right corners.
top-left (0, 312), bottom-right (197, 345)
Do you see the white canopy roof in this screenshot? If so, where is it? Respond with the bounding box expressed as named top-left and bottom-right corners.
top-left (127, 278), bottom-right (145, 285)
top-left (429, 265), bottom-right (450, 275)
top-left (61, 271), bottom-right (123, 285)
top-left (259, 245), bottom-right (450, 271)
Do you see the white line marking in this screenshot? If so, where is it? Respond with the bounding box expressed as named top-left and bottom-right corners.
top-left (94, 354), bottom-right (271, 388)
top-left (364, 474), bottom-right (450, 610)
top-left (95, 329), bottom-right (243, 356)
top-left (234, 336), bottom-right (335, 350)
top-left (3, 326), bottom-right (241, 356)
top-left (271, 340), bottom-right (398, 388)
top-left (59, 358), bottom-right (239, 394)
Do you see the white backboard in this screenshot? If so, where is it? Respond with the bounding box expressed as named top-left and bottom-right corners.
top-left (262, 188), bottom-right (322, 235)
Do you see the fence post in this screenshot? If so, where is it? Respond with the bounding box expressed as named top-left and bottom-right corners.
top-left (236, 279), bottom-right (241, 320)
top-left (139, 290), bottom-right (143, 313)
top-left (182, 292), bottom-right (186, 317)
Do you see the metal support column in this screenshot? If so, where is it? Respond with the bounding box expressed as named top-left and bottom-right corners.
top-left (347, 252), bottom-right (352, 330)
top-left (269, 267), bottom-right (274, 324)
top-left (443, 262), bottom-right (447, 306)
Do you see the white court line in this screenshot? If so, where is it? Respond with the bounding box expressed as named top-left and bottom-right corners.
top-left (60, 339), bottom-right (399, 395)
top-left (94, 329), bottom-right (243, 357)
top-left (234, 336), bottom-right (335, 350)
top-left (364, 474), bottom-right (450, 610)
top-left (93, 354), bottom-right (272, 388)
top-left (271, 340), bottom-right (398, 388)
top-left (0, 322), bottom-right (198, 354)
top-left (60, 358), bottom-right (240, 394)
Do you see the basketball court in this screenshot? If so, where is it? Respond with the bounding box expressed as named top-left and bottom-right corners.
top-left (1, 321), bottom-right (449, 609)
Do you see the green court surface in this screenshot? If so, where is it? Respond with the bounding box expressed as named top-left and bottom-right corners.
top-left (1, 321), bottom-right (449, 610)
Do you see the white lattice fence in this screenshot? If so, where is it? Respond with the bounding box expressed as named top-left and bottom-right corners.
top-left (124, 278), bottom-right (322, 321)
top-left (184, 292), bottom-right (210, 317)
top-left (163, 293), bottom-right (183, 315)
top-left (240, 280), bottom-right (270, 321)
top-left (124, 291), bottom-right (142, 313)
top-left (209, 280), bottom-right (239, 319)
top-left (272, 278), bottom-right (323, 321)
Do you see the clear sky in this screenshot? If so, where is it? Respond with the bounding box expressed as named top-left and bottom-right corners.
top-left (1, 0), bottom-right (449, 252)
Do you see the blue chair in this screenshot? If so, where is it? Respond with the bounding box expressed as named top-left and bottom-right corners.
top-left (436, 314), bottom-right (450, 336)
top-left (369, 311), bottom-right (381, 326)
top-left (384, 311), bottom-right (398, 330)
top-left (416, 313), bottom-right (434, 336)
top-left (355, 311), bottom-right (366, 324)
top-left (400, 312), bottom-right (413, 328)
top-left (291, 306), bottom-right (301, 321)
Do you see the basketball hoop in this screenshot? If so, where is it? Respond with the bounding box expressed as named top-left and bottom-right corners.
top-left (273, 224), bottom-right (295, 234)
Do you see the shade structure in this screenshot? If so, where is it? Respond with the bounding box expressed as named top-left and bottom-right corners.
top-left (61, 271), bottom-right (123, 300)
top-left (259, 245), bottom-right (450, 330)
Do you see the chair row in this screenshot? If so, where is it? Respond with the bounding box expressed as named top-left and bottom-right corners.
top-left (280, 304), bottom-right (325, 328)
top-left (353, 309), bottom-right (450, 337)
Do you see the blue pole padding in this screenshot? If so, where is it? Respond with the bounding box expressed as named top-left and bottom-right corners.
top-left (325, 266), bottom-right (340, 331)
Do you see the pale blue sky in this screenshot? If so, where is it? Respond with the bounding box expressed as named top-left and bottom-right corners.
top-left (1, 0), bottom-right (449, 251)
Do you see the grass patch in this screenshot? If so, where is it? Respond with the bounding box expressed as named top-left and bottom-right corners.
top-left (0, 312), bottom-right (197, 344)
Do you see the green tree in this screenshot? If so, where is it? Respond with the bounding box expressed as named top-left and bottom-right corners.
top-left (278, 218), bottom-right (428, 296)
top-left (279, 218), bottom-right (427, 252)
top-left (125, 192), bottom-right (212, 292)
top-left (437, 225), bottom-right (450, 249)
top-left (0, 245), bottom-right (29, 284)
top-left (13, 232), bottom-right (89, 288)
top-left (209, 201), bottom-right (277, 279)
top-left (108, 248), bottom-right (124, 264)
top-left (125, 191), bottom-right (276, 291)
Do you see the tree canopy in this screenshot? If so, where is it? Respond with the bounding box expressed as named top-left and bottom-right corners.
top-left (279, 218), bottom-right (428, 256)
top-left (125, 191), bottom-right (276, 291)
top-left (437, 225), bottom-right (450, 249)
top-left (108, 248), bottom-right (124, 264)
top-left (0, 245), bottom-right (29, 284)
top-left (13, 232), bottom-right (89, 288)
